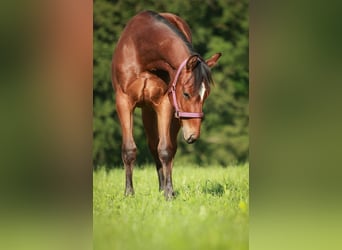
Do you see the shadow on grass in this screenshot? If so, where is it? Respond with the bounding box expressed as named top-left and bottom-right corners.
top-left (202, 180), bottom-right (225, 196)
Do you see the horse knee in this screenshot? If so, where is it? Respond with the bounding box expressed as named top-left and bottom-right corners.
top-left (158, 146), bottom-right (172, 163)
top-left (122, 146), bottom-right (137, 165)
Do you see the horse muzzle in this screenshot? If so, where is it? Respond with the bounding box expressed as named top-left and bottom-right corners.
top-left (185, 134), bottom-right (198, 144)
top-left (182, 120), bottom-right (201, 144)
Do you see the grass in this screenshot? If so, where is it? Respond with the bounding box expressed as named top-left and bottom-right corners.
top-left (93, 163), bottom-right (249, 250)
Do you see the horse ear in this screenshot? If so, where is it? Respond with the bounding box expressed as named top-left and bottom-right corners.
top-left (206, 53), bottom-right (222, 68)
top-left (186, 55), bottom-right (200, 71)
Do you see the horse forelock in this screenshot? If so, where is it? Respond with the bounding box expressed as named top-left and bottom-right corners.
top-left (193, 60), bottom-right (213, 91)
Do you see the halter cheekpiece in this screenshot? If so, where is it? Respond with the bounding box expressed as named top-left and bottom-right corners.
top-left (168, 58), bottom-right (204, 119)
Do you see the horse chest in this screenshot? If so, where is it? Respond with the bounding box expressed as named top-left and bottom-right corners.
top-left (133, 72), bottom-right (168, 107)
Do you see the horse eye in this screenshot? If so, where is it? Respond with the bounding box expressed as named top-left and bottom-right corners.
top-left (183, 92), bottom-right (190, 99)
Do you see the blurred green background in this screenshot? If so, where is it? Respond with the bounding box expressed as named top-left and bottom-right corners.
top-left (93, 0), bottom-right (249, 167)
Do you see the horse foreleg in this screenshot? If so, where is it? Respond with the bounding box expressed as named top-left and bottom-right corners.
top-left (116, 93), bottom-right (136, 196)
top-left (158, 139), bottom-right (174, 199)
top-left (156, 104), bottom-right (178, 200)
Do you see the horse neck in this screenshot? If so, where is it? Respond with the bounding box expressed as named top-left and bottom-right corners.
top-left (151, 39), bottom-right (191, 83)
top-left (167, 38), bottom-right (191, 68)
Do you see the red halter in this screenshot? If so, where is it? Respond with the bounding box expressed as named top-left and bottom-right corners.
top-left (168, 58), bottom-right (204, 119)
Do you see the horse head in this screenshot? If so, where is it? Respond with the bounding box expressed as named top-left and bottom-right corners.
top-left (169, 53), bottom-right (221, 144)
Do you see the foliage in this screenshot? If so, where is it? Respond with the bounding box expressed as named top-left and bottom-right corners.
top-left (93, 0), bottom-right (249, 167)
top-left (93, 164), bottom-right (249, 250)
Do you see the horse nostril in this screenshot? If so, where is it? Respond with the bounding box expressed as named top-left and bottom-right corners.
top-left (186, 134), bottom-right (197, 144)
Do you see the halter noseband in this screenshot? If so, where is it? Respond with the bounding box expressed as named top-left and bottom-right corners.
top-left (168, 58), bottom-right (204, 119)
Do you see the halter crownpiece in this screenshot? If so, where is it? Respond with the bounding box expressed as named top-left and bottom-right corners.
top-left (168, 57), bottom-right (204, 119)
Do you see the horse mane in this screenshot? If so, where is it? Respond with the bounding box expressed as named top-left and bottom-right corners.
top-left (147, 11), bottom-right (193, 52)
top-left (147, 10), bottom-right (214, 91)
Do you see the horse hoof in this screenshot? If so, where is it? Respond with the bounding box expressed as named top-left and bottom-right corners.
top-left (124, 189), bottom-right (135, 196)
top-left (164, 191), bottom-right (175, 200)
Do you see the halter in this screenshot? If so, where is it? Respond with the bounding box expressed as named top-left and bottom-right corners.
top-left (168, 58), bottom-right (204, 119)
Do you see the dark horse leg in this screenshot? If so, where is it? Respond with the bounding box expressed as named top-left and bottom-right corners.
top-left (116, 93), bottom-right (136, 196)
top-left (142, 106), bottom-right (164, 191)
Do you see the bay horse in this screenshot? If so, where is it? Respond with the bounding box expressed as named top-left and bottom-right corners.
top-left (112, 10), bottom-right (221, 199)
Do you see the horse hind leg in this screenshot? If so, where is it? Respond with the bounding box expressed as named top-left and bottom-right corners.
top-left (142, 106), bottom-right (164, 191)
top-left (116, 93), bottom-right (136, 196)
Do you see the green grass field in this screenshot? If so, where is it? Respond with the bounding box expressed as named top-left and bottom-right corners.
top-left (93, 164), bottom-right (249, 250)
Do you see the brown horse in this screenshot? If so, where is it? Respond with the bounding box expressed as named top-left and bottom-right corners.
top-left (112, 10), bottom-right (221, 199)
